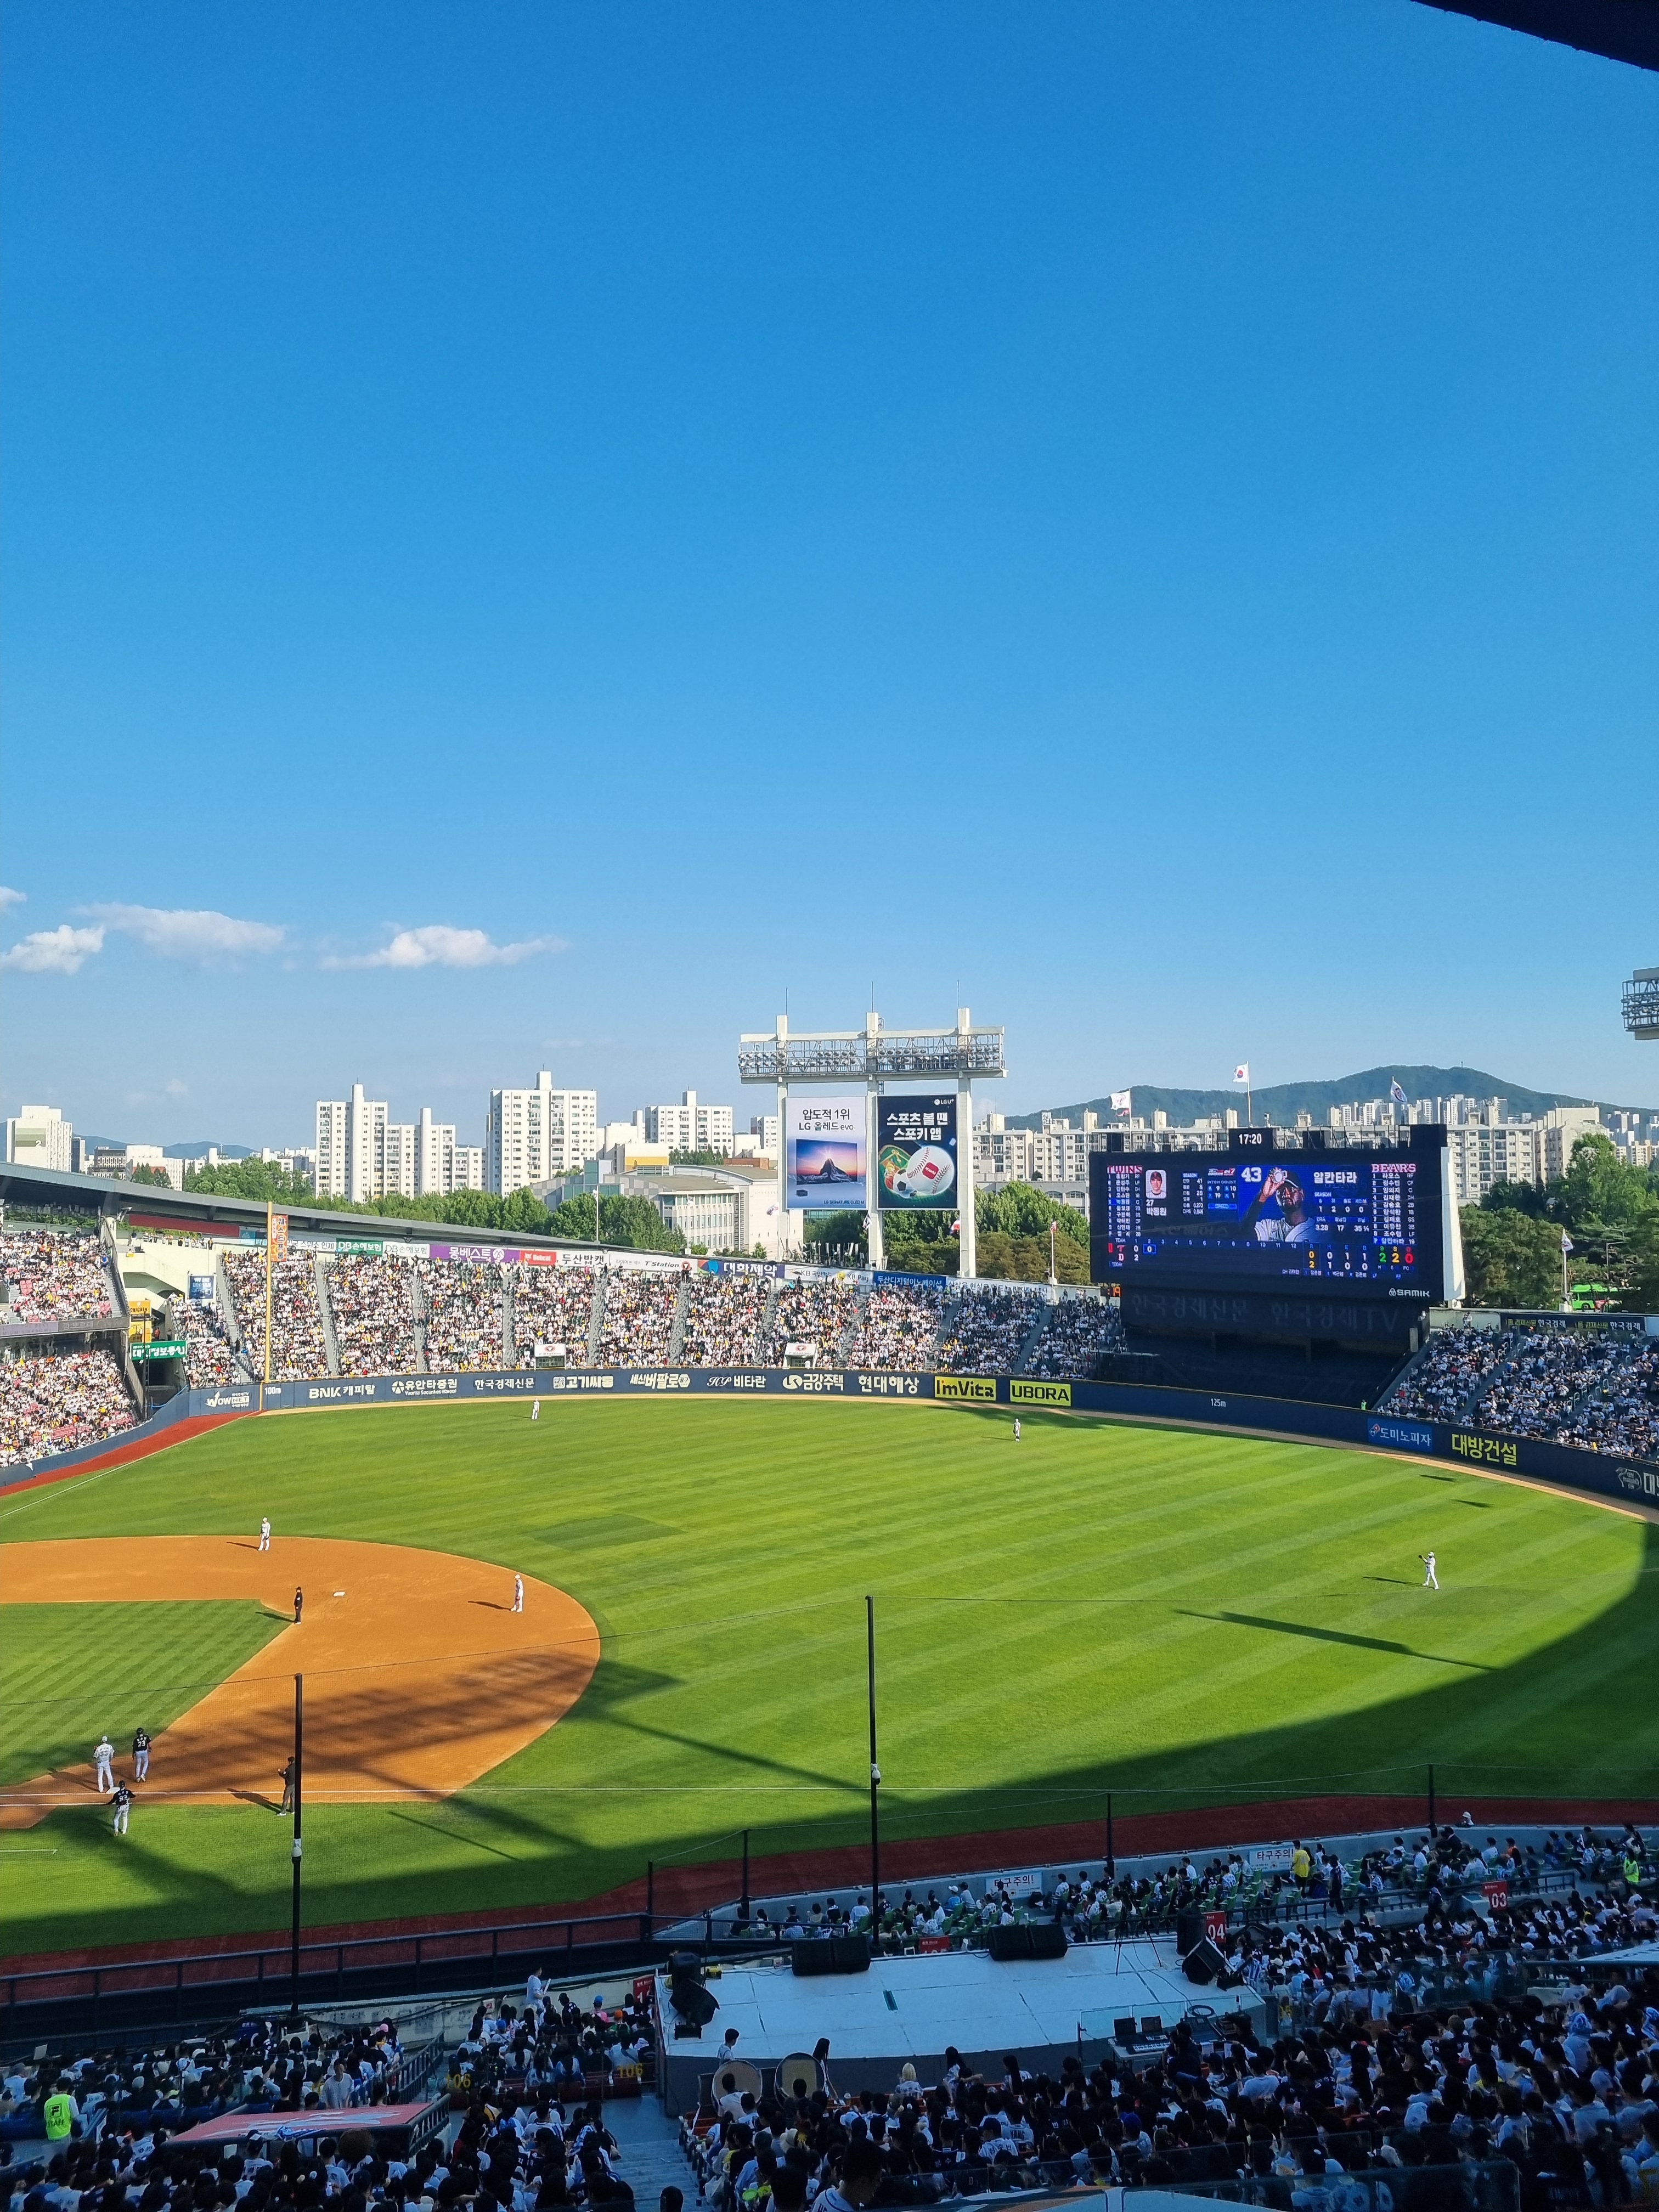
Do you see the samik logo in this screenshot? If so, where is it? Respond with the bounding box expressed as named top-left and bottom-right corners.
top-left (934, 1375), bottom-right (996, 1403)
top-left (1011, 1379), bottom-right (1071, 1408)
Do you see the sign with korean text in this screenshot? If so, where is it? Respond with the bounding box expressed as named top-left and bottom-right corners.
top-left (877, 1093), bottom-right (958, 1210)
top-left (786, 1097), bottom-right (867, 1209)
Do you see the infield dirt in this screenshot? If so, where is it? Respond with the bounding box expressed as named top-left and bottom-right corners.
top-left (0, 1536), bottom-right (600, 1824)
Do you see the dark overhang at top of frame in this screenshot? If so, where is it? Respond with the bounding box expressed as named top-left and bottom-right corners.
top-left (1411, 0), bottom-right (1659, 71)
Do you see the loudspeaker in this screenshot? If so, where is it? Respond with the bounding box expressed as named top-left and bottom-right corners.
top-left (1026, 1922), bottom-right (1068, 1961)
top-left (667, 1951), bottom-right (719, 2025)
top-left (1176, 1910), bottom-right (1207, 1955)
top-left (792, 1934), bottom-right (871, 1976)
top-left (669, 1982), bottom-right (719, 2025)
top-left (1181, 1938), bottom-right (1226, 1987)
top-left (985, 1925), bottom-right (1030, 1961)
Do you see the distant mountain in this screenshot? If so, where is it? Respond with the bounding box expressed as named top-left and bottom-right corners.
top-left (1007, 1066), bottom-right (1657, 1131)
top-left (163, 1141), bottom-right (255, 1159)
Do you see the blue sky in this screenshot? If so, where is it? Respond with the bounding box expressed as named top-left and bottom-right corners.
top-left (3, 1), bottom-right (1656, 1146)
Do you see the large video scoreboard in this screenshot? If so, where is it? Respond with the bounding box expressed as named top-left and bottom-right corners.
top-left (1090, 1125), bottom-right (1453, 1341)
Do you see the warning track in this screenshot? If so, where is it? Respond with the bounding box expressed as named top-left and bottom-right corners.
top-left (0, 1536), bottom-right (600, 1825)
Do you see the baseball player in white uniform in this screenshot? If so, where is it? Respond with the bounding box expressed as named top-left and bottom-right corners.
top-left (512, 1573), bottom-right (524, 1614)
top-left (1421, 1550), bottom-right (1439, 1590)
top-left (259, 1516), bottom-right (271, 1551)
top-left (531, 1400), bottom-right (540, 1424)
top-left (94, 1735), bottom-right (116, 1793)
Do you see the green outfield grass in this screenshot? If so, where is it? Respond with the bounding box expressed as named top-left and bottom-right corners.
top-left (0, 1600), bottom-right (285, 1786)
top-left (1, 1396), bottom-right (1655, 1958)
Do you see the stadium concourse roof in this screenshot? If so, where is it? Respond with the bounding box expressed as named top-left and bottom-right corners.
top-left (0, 1159), bottom-right (574, 1254)
top-left (1412, 0), bottom-right (1659, 71)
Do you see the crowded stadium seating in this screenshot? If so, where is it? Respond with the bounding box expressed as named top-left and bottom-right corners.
top-left (223, 1251), bottom-right (329, 1384)
top-left (849, 1279), bottom-right (945, 1370)
top-left (1, 1827), bottom-right (1652, 2212)
top-left (596, 1267), bottom-right (679, 1367)
top-left (675, 1826), bottom-right (1657, 2208)
top-left (1, 1228), bottom-right (115, 1323)
top-left (0, 1346), bottom-right (136, 1465)
top-left (329, 1255), bottom-right (422, 1377)
top-left (1026, 1295), bottom-right (1127, 1380)
top-left (416, 1257), bottom-right (503, 1373)
top-left (513, 1260), bottom-right (599, 1368)
top-left (680, 1268), bottom-right (770, 1367)
top-left (934, 1286), bottom-right (1043, 1375)
top-left (771, 1274), bottom-right (860, 1365)
top-left (1385, 1321), bottom-right (1659, 1457)
top-left (167, 1291), bottom-right (242, 1389)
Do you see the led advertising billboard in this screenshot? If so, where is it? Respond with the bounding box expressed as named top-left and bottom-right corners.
top-left (877, 1093), bottom-right (959, 1211)
top-left (1090, 1130), bottom-right (1447, 1303)
top-left (786, 1097), bottom-right (867, 1209)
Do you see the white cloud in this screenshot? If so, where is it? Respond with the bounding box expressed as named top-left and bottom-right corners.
top-left (0, 924), bottom-right (106, 975)
top-left (83, 904), bottom-right (286, 960)
top-left (0, 886), bottom-right (25, 911)
top-left (326, 924), bottom-right (565, 971)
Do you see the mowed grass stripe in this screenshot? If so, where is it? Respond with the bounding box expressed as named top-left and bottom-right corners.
top-left (1, 1397), bottom-right (1653, 1956)
top-left (0, 1601), bottom-right (287, 1787)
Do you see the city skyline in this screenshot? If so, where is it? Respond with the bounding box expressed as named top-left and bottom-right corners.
top-left (4, 5), bottom-right (1656, 1135)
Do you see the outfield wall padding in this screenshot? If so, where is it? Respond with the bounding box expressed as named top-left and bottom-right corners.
top-left (6, 1366), bottom-right (1656, 1514)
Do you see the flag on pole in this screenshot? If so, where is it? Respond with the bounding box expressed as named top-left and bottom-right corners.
top-left (1232, 1064), bottom-right (1250, 1086)
top-left (1561, 1229), bottom-right (1574, 1254)
top-left (1110, 1088), bottom-right (1132, 1114)
top-left (1390, 1080), bottom-right (1409, 1109)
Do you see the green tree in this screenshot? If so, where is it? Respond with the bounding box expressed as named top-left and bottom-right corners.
top-left (975, 1180), bottom-right (1089, 1248)
top-left (1557, 1131), bottom-right (1659, 1234)
top-left (1623, 1214), bottom-right (1659, 1314)
top-left (1480, 1178), bottom-right (1549, 1219)
top-left (1460, 1206), bottom-right (1564, 1309)
top-left (128, 1164), bottom-right (173, 1188)
top-left (185, 1158), bottom-right (313, 1204)
top-left (544, 1192), bottom-right (684, 1253)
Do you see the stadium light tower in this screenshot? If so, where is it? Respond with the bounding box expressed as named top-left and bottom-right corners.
top-left (738, 1009), bottom-right (1006, 1274)
top-left (1623, 969), bottom-right (1659, 1042)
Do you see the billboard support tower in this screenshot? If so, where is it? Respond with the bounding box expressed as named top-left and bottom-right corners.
top-left (1623, 969), bottom-right (1659, 1042)
top-left (739, 1010), bottom-right (1006, 1277)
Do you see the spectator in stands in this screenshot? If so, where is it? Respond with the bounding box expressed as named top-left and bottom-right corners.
top-left (0, 1348), bottom-right (136, 1466)
top-left (0, 1229), bottom-right (115, 1324)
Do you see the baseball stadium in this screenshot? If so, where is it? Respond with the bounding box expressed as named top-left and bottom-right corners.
top-left (4, 1140), bottom-right (1656, 2042)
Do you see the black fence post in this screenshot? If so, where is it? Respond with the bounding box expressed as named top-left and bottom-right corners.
top-left (646, 1861), bottom-right (654, 1939)
top-left (1428, 1763), bottom-right (1436, 1832)
top-left (1105, 1792), bottom-right (1114, 1876)
top-left (741, 1831), bottom-right (750, 1925)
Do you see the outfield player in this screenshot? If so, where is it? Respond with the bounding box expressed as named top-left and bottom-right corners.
top-left (111, 1781), bottom-right (133, 1836)
top-left (1420, 1550), bottom-right (1439, 1590)
top-left (531, 1400), bottom-right (540, 1424)
top-left (1013, 1419), bottom-right (1021, 1441)
top-left (512, 1573), bottom-right (524, 1614)
top-left (94, 1734), bottom-right (115, 1793)
top-left (259, 1515), bottom-right (271, 1551)
top-left (132, 1726), bottom-right (151, 1782)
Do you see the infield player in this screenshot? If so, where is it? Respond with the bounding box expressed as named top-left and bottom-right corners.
top-left (1421, 1550), bottom-right (1439, 1590)
top-left (132, 1726), bottom-right (151, 1782)
top-left (259, 1515), bottom-right (271, 1551)
top-left (294, 1585), bottom-right (304, 1623)
top-left (94, 1734), bottom-right (116, 1793)
top-left (512, 1573), bottom-right (524, 1614)
top-left (111, 1781), bottom-right (133, 1837)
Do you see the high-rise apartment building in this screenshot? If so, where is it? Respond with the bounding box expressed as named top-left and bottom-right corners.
top-left (4, 1104), bottom-right (74, 1173)
top-left (645, 1091), bottom-right (735, 1154)
top-left (414, 1108), bottom-right (485, 1196)
top-left (486, 1072), bottom-right (599, 1195)
top-left (314, 1084), bottom-right (390, 1204)
top-left (382, 1122), bottom-right (417, 1201)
